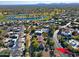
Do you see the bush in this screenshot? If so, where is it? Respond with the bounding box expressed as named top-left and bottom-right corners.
top-left (73, 35), bottom-right (79, 41)
top-left (32, 40), bottom-right (39, 51)
top-left (49, 40), bottom-right (54, 46)
top-left (63, 42), bottom-right (68, 47)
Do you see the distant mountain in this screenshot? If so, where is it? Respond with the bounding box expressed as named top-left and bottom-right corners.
top-left (0, 3), bottom-right (79, 9)
top-left (35, 3), bottom-right (79, 8)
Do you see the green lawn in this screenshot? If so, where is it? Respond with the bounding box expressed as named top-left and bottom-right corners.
top-left (0, 15), bottom-right (16, 22)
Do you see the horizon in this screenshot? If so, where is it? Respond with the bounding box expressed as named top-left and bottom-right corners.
top-left (0, 1), bottom-right (79, 5)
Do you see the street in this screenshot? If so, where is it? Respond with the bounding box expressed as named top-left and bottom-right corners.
top-left (53, 22), bottom-right (71, 57)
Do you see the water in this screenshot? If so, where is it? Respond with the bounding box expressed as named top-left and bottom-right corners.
top-left (6, 14), bottom-right (46, 20)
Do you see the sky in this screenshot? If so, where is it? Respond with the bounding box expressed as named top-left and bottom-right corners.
top-left (0, 0), bottom-right (79, 5)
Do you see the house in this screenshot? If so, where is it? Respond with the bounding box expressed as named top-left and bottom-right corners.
top-left (35, 29), bottom-right (43, 33)
top-left (35, 29), bottom-right (43, 36)
top-left (4, 38), bottom-right (11, 44)
top-left (61, 28), bottom-right (72, 37)
top-left (0, 22), bottom-right (4, 26)
top-left (37, 36), bottom-right (44, 42)
top-left (75, 29), bottom-right (79, 34)
top-left (41, 28), bottom-right (49, 33)
top-left (68, 39), bottom-right (79, 49)
top-left (61, 31), bottom-right (72, 36)
top-left (78, 30), bottom-right (79, 34)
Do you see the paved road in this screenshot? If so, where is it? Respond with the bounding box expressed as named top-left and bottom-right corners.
top-left (53, 22), bottom-right (71, 57)
top-left (60, 22), bottom-right (71, 28)
top-left (53, 30), bottom-right (62, 48)
top-left (73, 22), bottom-right (79, 24)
